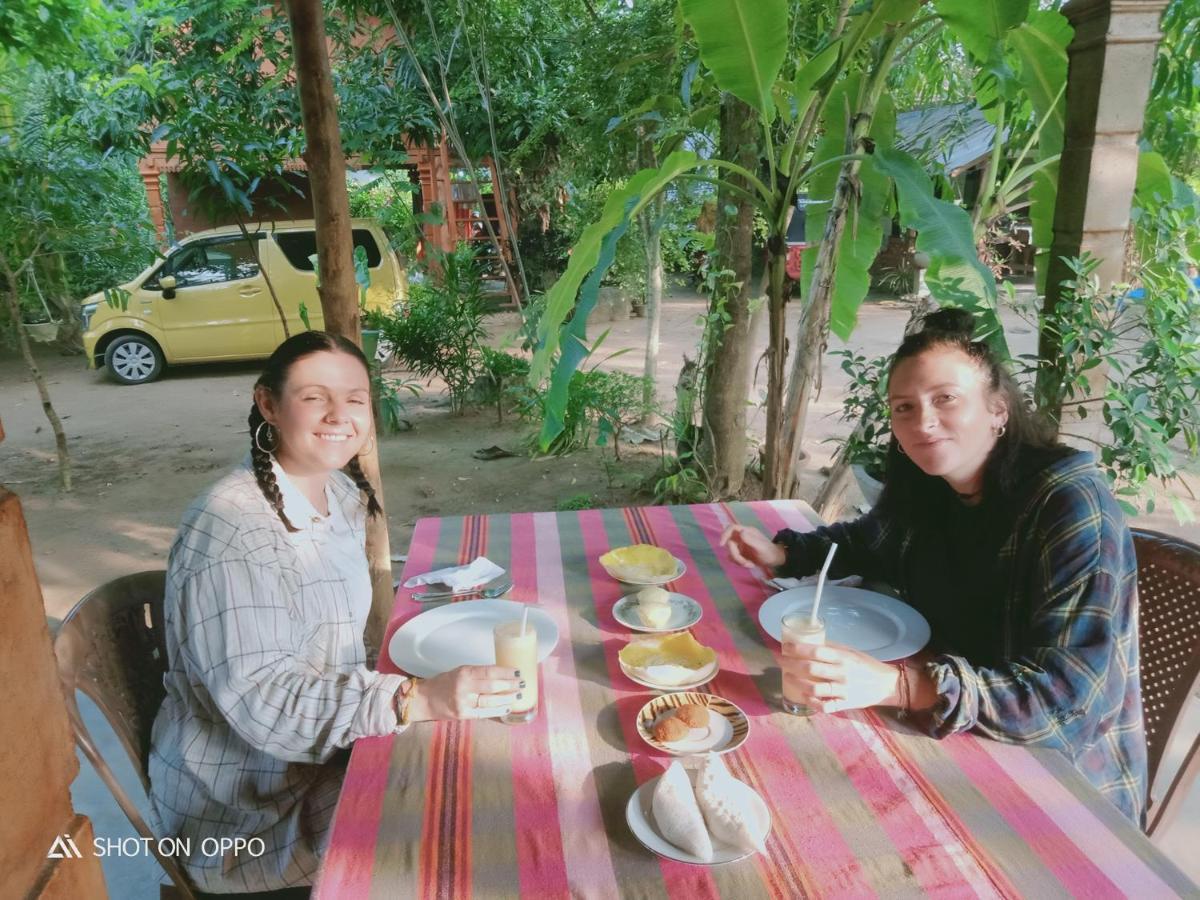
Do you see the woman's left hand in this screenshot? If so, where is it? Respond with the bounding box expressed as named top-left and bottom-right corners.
top-left (782, 642), bottom-right (901, 713)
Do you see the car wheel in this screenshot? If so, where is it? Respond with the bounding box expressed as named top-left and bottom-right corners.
top-left (104, 334), bottom-right (165, 385)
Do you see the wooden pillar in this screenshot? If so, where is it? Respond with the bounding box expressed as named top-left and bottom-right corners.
top-left (140, 166), bottom-right (167, 246)
top-left (1035, 0), bottom-right (1168, 419)
top-left (438, 132), bottom-right (458, 254)
top-left (0, 416), bottom-right (108, 898)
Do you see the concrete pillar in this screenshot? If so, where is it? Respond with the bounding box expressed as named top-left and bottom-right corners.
top-left (140, 167), bottom-right (168, 246)
top-left (1035, 0), bottom-right (1168, 418)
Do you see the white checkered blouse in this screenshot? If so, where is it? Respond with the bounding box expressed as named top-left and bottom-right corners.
top-left (148, 459), bottom-right (408, 892)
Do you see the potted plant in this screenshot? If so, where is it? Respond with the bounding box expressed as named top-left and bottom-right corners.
top-left (831, 350), bottom-right (892, 505)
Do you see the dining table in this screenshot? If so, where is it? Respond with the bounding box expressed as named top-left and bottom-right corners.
top-left (314, 499), bottom-right (1197, 899)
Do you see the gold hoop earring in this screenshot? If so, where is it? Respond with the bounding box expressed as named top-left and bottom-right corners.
top-left (360, 433), bottom-right (376, 456)
top-left (254, 421), bottom-right (279, 454)
top-left (994, 424), bottom-right (1007, 437)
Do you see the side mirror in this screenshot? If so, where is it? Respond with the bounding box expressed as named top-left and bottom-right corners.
top-left (160, 275), bottom-right (177, 299)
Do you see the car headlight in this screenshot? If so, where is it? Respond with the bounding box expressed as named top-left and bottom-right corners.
top-left (80, 302), bottom-right (99, 332)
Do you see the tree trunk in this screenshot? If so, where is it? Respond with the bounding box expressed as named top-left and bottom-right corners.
top-left (640, 193), bottom-right (664, 421)
top-left (2, 259), bottom-right (71, 491)
top-left (38, 254), bottom-right (82, 349)
top-left (286, 0), bottom-right (392, 651)
top-left (699, 95), bottom-right (759, 498)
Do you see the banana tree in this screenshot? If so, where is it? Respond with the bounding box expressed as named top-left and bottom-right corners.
top-left (531, 0), bottom-right (1037, 498)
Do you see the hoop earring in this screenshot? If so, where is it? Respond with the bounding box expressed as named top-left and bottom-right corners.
top-left (993, 424), bottom-right (1007, 437)
top-left (896, 442), bottom-right (907, 456)
top-left (254, 421), bottom-right (279, 454)
top-left (359, 433), bottom-right (376, 456)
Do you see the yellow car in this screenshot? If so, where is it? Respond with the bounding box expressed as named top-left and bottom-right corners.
top-left (81, 219), bottom-right (407, 384)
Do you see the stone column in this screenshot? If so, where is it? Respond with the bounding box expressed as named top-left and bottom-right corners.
top-left (1034, 0), bottom-right (1168, 421)
top-left (140, 167), bottom-right (168, 245)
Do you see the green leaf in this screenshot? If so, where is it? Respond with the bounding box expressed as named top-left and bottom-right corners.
top-left (298, 302), bottom-right (311, 331)
top-left (934, 0), bottom-right (1029, 62)
top-left (679, 0), bottom-right (788, 118)
top-left (873, 147), bottom-right (1006, 355)
top-left (1134, 150), bottom-right (1172, 207)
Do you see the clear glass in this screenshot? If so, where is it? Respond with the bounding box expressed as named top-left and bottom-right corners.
top-left (781, 613), bottom-right (826, 716)
top-left (493, 621), bottom-right (538, 724)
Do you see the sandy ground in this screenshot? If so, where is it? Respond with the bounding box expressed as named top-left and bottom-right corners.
top-left (3, 280), bottom-right (1198, 889)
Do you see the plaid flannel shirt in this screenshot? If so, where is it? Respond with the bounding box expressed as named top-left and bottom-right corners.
top-left (148, 461), bottom-right (409, 892)
top-left (774, 450), bottom-right (1147, 824)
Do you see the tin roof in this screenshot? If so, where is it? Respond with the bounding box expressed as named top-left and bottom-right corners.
top-left (895, 103), bottom-right (997, 176)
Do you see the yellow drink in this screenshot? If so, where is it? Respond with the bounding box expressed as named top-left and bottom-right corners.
top-left (781, 613), bottom-right (826, 716)
top-left (493, 621), bottom-right (539, 723)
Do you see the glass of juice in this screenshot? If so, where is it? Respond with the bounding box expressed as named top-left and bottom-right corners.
top-left (493, 620), bottom-right (539, 724)
top-left (781, 612), bottom-right (826, 716)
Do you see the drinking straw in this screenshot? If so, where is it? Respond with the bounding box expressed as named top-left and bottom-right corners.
top-left (810, 542), bottom-right (838, 626)
top-left (520, 604), bottom-right (530, 636)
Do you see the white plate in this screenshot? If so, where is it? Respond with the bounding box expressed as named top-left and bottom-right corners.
top-left (625, 774), bottom-right (770, 865)
top-left (613, 592), bottom-right (702, 633)
top-left (636, 693), bottom-right (750, 756)
top-left (619, 658), bottom-right (718, 692)
top-left (607, 559), bottom-right (688, 587)
top-left (757, 585), bottom-right (930, 661)
top-left (387, 599), bottom-right (559, 677)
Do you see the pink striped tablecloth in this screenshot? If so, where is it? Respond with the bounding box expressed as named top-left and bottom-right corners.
top-left (315, 500), bottom-right (1196, 899)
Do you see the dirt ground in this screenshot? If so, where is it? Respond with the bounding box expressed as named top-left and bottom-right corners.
top-left (2, 280), bottom-right (1196, 622)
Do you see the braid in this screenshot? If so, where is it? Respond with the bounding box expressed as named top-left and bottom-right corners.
top-left (247, 405), bottom-right (299, 533)
top-left (343, 455), bottom-right (383, 519)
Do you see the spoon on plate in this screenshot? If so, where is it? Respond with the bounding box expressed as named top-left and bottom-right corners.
top-left (410, 578), bottom-right (514, 603)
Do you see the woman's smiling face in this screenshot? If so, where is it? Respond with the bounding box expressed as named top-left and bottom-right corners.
top-left (255, 350), bottom-right (372, 477)
top-left (887, 346), bottom-right (1007, 494)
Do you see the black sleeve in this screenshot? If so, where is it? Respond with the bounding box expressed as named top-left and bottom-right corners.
top-left (772, 509), bottom-right (905, 583)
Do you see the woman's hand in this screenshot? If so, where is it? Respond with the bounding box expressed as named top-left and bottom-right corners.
top-left (405, 665), bottom-right (524, 723)
top-left (720, 524), bottom-right (787, 569)
top-left (781, 642), bottom-right (901, 713)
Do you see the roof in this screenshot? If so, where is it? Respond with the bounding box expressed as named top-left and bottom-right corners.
top-left (895, 103), bottom-right (997, 176)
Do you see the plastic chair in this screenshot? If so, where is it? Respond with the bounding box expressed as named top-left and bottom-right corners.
top-left (1132, 529), bottom-right (1200, 839)
top-left (52, 570), bottom-right (197, 898)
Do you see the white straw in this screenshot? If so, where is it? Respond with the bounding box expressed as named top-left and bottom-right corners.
top-left (810, 542), bottom-right (838, 626)
top-left (520, 604), bottom-right (530, 636)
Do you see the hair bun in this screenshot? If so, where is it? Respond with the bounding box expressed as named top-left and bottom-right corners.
top-left (920, 308), bottom-right (976, 339)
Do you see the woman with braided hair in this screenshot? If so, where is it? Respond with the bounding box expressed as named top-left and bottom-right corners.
top-left (722, 308), bottom-right (1147, 826)
top-left (149, 331), bottom-right (523, 893)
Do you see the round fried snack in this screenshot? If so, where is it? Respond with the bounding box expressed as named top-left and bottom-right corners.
top-left (675, 704), bottom-right (710, 728)
top-left (652, 715), bottom-right (690, 743)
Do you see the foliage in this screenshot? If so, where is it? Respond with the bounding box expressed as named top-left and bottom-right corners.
top-left (348, 170), bottom-right (422, 262)
top-left (373, 371), bottom-right (421, 435)
top-left (830, 350), bottom-right (892, 480)
top-left (478, 347), bottom-right (530, 423)
top-left (555, 493), bottom-right (600, 512)
top-left (375, 244), bottom-right (487, 412)
top-left (517, 367), bottom-right (652, 458)
top-left (1143, 0), bottom-right (1200, 188)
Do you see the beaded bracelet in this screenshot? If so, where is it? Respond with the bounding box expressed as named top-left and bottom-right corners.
top-left (396, 677), bottom-right (419, 727)
top-left (896, 660), bottom-right (910, 713)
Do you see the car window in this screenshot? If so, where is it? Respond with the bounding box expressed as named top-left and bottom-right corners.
top-left (275, 229), bottom-right (383, 271)
top-left (149, 236), bottom-right (262, 288)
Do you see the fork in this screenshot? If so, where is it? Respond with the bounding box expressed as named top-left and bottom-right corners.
top-left (410, 578), bottom-right (514, 603)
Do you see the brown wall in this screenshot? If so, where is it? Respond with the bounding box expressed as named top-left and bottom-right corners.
top-left (0, 423), bottom-right (106, 898)
top-left (166, 172), bottom-right (315, 237)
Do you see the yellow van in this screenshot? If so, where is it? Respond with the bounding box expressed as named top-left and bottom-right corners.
top-left (80, 219), bottom-right (406, 384)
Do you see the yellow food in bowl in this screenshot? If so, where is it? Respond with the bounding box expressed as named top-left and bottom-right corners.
top-left (600, 544), bottom-right (677, 582)
top-left (619, 632), bottom-right (717, 685)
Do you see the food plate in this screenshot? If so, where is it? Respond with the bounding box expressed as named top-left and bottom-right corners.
top-left (636, 692), bottom-right (750, 755)
top-left (625, 774), bottom-right (770, 865)
top-left (619, 657), bottom-right (718, 691)
top-left (607, 559), bottom-right (687, 587)
top-left (613, 592), bottom-right (702, 633)
top-left (757, 585), bottom-right (930, 661)
top-left (387, 599), bottom-right (559, 677)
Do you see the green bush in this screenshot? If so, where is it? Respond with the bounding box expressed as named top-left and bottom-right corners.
top-left (517, 368), bottom-right (652, 457)
top-left (375, 244), bottom-right (487, 412)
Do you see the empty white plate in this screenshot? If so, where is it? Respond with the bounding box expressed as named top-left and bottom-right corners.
top-left (757, 585), bottom-right (930, 661)
top-left (388, 599), bottom-right (559, 677)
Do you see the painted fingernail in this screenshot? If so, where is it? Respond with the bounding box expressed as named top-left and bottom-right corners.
top-left (514, 669), bottom-right (522, 678)
top-left (518, 680), bottom-right (527, 689)
top-left (516, 692), bottom-right (524, 700)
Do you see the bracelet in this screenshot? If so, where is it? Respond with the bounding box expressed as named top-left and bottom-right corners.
top-left (396, 677), bottom-right (419, 727)
top-left (896, 660), bottom-right (909, 714)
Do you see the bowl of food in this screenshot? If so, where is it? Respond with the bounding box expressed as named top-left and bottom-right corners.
top-left (618, 631), bottom-right (718, 690)
top-left (599, 544), bottom-right (685, 586)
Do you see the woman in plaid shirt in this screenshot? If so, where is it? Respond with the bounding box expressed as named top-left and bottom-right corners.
top-left (723, 309), bottom-right (1147, 825)
top-left (149, 332), bottom-right (526, 892)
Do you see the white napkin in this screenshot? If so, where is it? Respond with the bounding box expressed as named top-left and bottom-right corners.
top-left (770, 574), bottom-right (862, 591)
top-left (403, 557), bottom-right (505, 591)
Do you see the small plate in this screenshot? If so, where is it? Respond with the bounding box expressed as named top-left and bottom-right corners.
top-left (607, 559), bottom-right (687, 588)
top-left (636, 692), bottom-right (750, 756)
top-left (625, 774), bottom-right (770, 866)
top-left (613, 593), bottom-right (703, 633)
top-left (619, 657), bottom-right (718, 692)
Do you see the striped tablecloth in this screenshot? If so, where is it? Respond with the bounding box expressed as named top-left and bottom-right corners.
top-left (315, 500), bottom-right (1196, 899)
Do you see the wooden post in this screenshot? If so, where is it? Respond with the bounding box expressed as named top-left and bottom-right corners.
top-left (285, 0), bottom-right (394, 650)
top-left (1034, 0), bottom-right (1168, 423)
